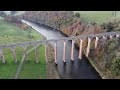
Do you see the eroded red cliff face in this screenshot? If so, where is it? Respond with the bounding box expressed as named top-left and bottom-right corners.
top-left (65, 21), bottom-right (120, 78)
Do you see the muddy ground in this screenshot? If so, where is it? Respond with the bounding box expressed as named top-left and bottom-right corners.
top-left (46, 43), bottom-right (60, 79)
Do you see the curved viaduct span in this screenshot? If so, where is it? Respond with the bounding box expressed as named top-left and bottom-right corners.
top-left (0, 31), bottom-right (120, 64)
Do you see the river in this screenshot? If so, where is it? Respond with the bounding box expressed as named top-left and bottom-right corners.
top-left (22, 20), bottom-right (101, 79)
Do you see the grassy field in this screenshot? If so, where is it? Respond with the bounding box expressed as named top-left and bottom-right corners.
top-left (0, 19), bottom-right (46, 79)
top-left (74, 11), bottom-right (114, 24)
top-left (0, 20), bottom-right (41, 44)
top-left (18, 45), bottom-right (46, 79)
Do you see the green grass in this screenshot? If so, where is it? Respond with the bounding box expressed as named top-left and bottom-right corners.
top-left (0, 19), bottom-right (46, 79)
top-left (0, 48), bottom-right (21, 79)
top-left (18, 45), bottom-right (46, 79)
top-left (0, 46), bottom-right (30, 79)
top-left (0, 19), bottom-right (42, 44)
top-left (74, 11), bottom-right (113, 24)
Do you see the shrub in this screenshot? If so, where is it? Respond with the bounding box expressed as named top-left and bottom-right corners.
top-left (101, 18), bottom-right (120, 32)
top-left (110, 57), bottom-right (120, 76)
top-left (75, 13), bottom-right (80, 18)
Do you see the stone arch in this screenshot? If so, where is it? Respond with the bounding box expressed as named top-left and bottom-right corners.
top-left (26, 44), bottom-right (34, 51)
top-left (15, 45), bottom-right (25, 50)
top-left (34, 44), bottom-right (43, 63)
top-left (69, 38), bottom-right (75, 61)
top-left (85, 37), bottom-right (93, 57)
top-left (36, 41), bottom-right (51, 63)
top-left (114, 34), bottom-right (119, 38)
top-left (58, 39), bottom-right (68, 62)
top-left (53, 41), bottom-right (58, 64)
top-left (100, 35), bottom-right (107, 40)
top-left (25, 44), bottom-right (35, 62)
top-left (91, 36), bottom-right (99, 49)
top-left (46, 40), bottom-right (58, 64)
top-left (65, 39), bottom-right (72, 46)
top-left (107, 35), bottom-right (113, 40)
top-left (14, 45), bottom-right (24, 62)
top-left (112, 34), bottom-right (117, 38)
top-left (9, 46), bottom-right (18, 63)
top-left (0, 49), bottom-right (5, 64)
top-left (43, 42), bottom-right (55, 63)
top-left (78, 37), bottom-right (85, 59)
top-left (74, 36), bottom-right (81, 48)
top-left (2, 47), bottom-right (14, 63)
top-left (37, 44), bottom-right (42, 48)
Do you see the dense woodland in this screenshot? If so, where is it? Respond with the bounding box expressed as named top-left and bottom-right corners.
top-left (19, 11), bottom-right (103, 36)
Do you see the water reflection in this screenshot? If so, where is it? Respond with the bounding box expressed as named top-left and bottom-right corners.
top-left (22, 20), bottom-right (101, 79)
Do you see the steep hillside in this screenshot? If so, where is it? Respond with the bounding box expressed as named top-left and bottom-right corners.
top-left (20, 11), bottom-right (103, 36)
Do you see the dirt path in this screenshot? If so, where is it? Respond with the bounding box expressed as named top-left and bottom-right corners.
top-left (46, 62), bottom-right (60, 79)
top-left (14, 47), bottom-right (35, 79)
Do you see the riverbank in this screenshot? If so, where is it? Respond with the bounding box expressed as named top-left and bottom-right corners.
top-left (22, 20), bottom-right (102, 79)
top-left (60, 29), bottom-right (103, 79)
top-left (45, 42), bottom-right (60, 79)
top-left (24, 21), bottom-right (60, 79)
top-left (87, 57), bottom-right (105, 79)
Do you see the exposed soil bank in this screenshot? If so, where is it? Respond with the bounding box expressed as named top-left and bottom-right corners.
top-left (46, 43), bottom-right (60, 79)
